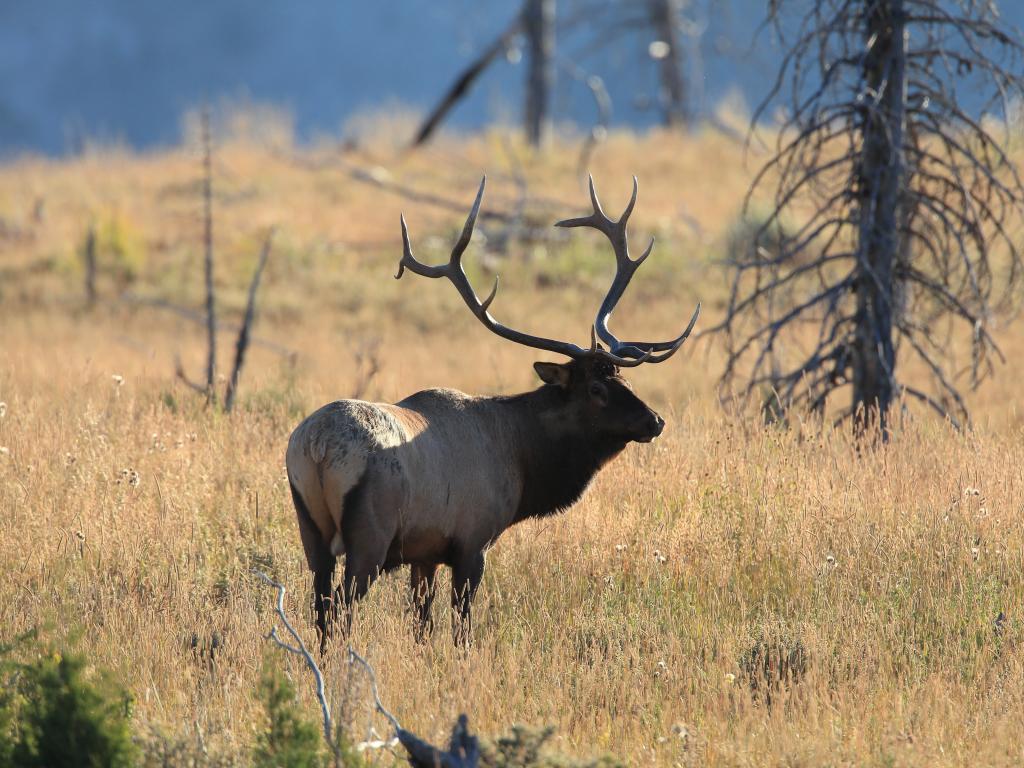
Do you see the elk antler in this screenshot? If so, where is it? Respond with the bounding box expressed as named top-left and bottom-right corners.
top-left (398, 177), bottom-right (596, 360)
top-left (556, 175), bottom-right (700, 364)
top-left (397, 176), bottom-right (699, 367)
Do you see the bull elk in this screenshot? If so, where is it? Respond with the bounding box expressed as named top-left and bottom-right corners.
top-left (286, 176), bottom-right (699, 648)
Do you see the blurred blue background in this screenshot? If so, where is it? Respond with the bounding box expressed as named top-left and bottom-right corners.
top-left (3, 0), bottom-right (1021, 155)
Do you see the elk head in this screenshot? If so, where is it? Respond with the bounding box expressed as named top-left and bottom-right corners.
top-left (396, 175), bottom-right (700, 447)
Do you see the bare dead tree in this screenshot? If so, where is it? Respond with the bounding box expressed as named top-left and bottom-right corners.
top-left (648, 0), bottom-right (690, 127)
top-left (411, 0), bottom-right (556, 150)
top-left (201, 106), bottom-right (217, 404)
top-left (177, 231), bottom-right (276, 409)
top-left (710, 0), bottom-right (1024, 432)
top-left (560, 0), bottom-right (701, 129)
top-left (224, 230), bottom-right (275, 413)
top-left (177, 120), bottom-right (276, 411)
top-left (524, 0), bottom-right (557, 146)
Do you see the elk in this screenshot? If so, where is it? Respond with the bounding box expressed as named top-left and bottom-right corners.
top-left (286, 176), bottom-right (699, 649)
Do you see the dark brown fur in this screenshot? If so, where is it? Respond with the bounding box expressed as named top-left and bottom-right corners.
top-left (287, 356), bottom-right (665, 649)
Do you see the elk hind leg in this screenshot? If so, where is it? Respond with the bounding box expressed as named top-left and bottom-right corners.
top-left (290, 480), bottom-right (339, 654)
top-left (339, 548), bottom-right (387, 635)
top-left (337, 483), bottom-right (391, 635)
top-left (312, 560), bottom-right (338, 654)
top-left (409, 562), bottom-right (438, 642)
top-left (450, 551), bottom-right (485, 647)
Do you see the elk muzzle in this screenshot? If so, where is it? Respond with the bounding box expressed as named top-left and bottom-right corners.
top-left (634, 410), bottom-right (665, 443)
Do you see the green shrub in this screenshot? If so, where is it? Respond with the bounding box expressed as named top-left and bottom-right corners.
top-left (0, 636), bottom-right (136, 768)
top-left (253, 657), bottom-right (327, 768)
top-left (0, 649), bottom-right (15, 767)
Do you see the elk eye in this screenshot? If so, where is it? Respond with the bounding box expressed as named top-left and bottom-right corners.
top-left (589, 382), bottom-right (607, 402)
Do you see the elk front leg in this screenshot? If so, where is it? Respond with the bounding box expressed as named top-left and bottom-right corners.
top-left (450, 551), bottom-right (485, 647)
top-left (409, 562), bottom-right (438, 642)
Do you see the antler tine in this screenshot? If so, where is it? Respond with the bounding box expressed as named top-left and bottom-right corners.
top-left (558, 176), bottom-right (701, 364)
top-left (397, 178), bottom-right (591, 360)
top-left (396, 177), bottom-right (487, 280)
top-left (620, 175), bottom-right (638, 228)
top-left (556, 176), bottom-right (615, 237)
top-left (451, 176), bottom-right (487, 265)
top-left (397, 214), bottom-right (437, 280)
top-left (601, 302), bottom-right (702, 366)
top-left (398, 176), bottom-right (699, 367)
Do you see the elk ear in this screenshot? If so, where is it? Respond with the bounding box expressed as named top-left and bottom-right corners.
top-left (534, 361), bottom-right (571, 389)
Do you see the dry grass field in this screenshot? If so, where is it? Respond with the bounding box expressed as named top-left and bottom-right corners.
top-left (2, 120), bottom-right (1024, 765)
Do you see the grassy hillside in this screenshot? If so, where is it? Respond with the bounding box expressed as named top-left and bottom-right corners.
top-left (1, 123), bottom-right (1023, 765)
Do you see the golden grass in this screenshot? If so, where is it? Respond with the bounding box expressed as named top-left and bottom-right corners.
top-left (2, 124), bottom-right (1024, 765)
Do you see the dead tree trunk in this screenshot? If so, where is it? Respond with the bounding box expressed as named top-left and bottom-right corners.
top-left (201, 107), bottom-right (217, 403)
top-left (852, 0), bottom-right (906, 432)
top-left (649, 0), bottom-right (688, 128)
top-left (523, 0), bottom-right (555, 147)
top-left (224, 231), bottom-right (274, 413)
top-left (82, 224), bottom-right (97, 308)
top-left (717, 0), bottom-right (1024, 429)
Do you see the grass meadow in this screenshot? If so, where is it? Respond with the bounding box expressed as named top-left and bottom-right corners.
top-left (2, 120), bottom-right (1024, 765)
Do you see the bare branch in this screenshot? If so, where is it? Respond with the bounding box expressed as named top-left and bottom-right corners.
top-left (253, 570), bottom-right (334, 751)
top-left (174, 355), bottom-right (208, 394)
top-left (346, 648), bottom-right (401, 734)
top-left (411, 13), bottom-right (522, 148)
top-left (347, 648), bottom-right (480, 768)
top-left (224, 229), bottom-right (275, 413)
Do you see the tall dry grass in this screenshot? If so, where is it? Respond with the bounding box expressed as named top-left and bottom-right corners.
top-left (2, 123), bottom-right (1024, 765)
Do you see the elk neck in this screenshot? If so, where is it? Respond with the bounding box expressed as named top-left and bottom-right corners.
top-left (494, 384), bottom-right (627, 523)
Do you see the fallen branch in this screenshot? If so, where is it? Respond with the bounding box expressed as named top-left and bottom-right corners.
top-left (346, 648), bottom-right (401, 735)
top-left (174, 355), bottom-right (208, 394)
top-left (346, 164), bottom-right (516, 223)
top-left (411, 13), bottom-right (523, 148)
top-left (121, 293), bottom-right (296, 360)
top-left (255, 570), bottom-right (481, 767)
top-left (253, 570), bottom-right (336, 755)
top-left (347, 648), bottom-right (479, 767)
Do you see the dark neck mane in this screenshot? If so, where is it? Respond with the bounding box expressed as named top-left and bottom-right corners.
top-left (496, 386), bottom-right (626, 523)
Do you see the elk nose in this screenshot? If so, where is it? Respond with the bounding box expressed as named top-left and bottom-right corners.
top-left (652, 413), bottom-right (665, 436)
